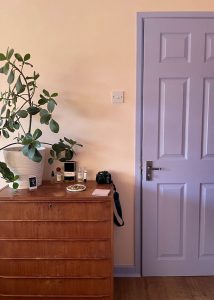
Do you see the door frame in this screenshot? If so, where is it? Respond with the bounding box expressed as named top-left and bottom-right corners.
top-left (135, 12), bottom-right (214, 277)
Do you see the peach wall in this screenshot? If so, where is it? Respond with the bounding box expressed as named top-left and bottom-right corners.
top-left (0, 0), bottom-right (214, 268)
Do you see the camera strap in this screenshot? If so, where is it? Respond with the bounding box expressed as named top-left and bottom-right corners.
top-left (112, 182), bottom-right (124, 227)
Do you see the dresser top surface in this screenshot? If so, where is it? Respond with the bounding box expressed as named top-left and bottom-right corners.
top-left (0, 181), bottom-right (113, 202)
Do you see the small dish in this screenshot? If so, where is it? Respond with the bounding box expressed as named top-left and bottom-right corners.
top-left (66, 184), bottom-right (86, 192)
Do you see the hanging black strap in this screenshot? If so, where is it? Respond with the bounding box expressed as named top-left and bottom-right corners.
top-left (112, 182), bottom-right (124, 227)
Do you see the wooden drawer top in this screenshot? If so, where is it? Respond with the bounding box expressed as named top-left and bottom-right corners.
top-left (0, 181), bottom-right (113, 202)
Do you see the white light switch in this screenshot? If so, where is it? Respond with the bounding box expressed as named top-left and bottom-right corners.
top-left (111, 91), bottom-right (124, 103)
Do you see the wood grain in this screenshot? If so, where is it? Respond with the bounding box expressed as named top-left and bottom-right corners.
top-left (0, 258), bottom-right (112, 277)
top-left (0, 201), bottom-right (111, 220)
top-left (0, 297), bottom-right (111, 300)
top-left (0, 181), bottom-right (113, 299)
top-left (114, 277), bottom-right (214, 300)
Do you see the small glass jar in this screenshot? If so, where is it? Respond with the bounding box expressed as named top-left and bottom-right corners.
top-left (83, 169), bottom-right (87, 182)
top-left (56, 167), bottom-right (63, 183)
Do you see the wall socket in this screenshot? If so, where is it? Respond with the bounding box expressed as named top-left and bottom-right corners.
top-left (111, 91), bottom-right (124, 103)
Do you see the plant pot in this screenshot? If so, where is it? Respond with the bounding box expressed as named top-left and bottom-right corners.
top-left (3, 146), bottom-right (46, 189)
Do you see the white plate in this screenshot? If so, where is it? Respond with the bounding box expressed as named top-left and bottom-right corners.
top-left (66, 184), bottom-right (86, 192)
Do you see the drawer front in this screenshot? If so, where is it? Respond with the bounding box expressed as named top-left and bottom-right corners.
top-left (0, 297), bottom-right (111, 300)
top-left (0, 201), bottom-right (111, 221)
top-left (0, 239), bottom-right (111, 258)
top-left (0, 221), bottom-right (111, 239)
top-left (0, 277), bottom-right (111, 295)
top-left (0, 258), bottom-right (112, 277)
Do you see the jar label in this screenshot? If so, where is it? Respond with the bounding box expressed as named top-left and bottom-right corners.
top-left (64, 171), bottom-right (75, 177)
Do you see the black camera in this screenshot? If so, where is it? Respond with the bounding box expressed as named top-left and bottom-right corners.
top-left (96, 171), bottom-right (112, 184)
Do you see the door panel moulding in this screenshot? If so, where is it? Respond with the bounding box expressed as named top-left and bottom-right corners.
top-left (134, 12), bottom-right (214, 278)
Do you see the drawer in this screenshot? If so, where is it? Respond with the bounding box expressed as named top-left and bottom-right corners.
top-left (0, 297), bottom-right (111, 300)
top-left (0, 221), bottom-right (111, 239)
top-left (0, 239), bottom-right (111, 258)
top-left (0, 277), bottom-right (111, 296)
top-left (0, 258), bottom-right (112, 277)
top-left (0, 201), bottom-right (111, 221)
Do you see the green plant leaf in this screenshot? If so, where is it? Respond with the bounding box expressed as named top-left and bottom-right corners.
top-left (40, 113), bottom-right (51, 124)
top-left (47, 99), bottom-right (55, 113)
top-left (50, 149), bottom-right (55, 157)
top-left (7, 70), bottom-right (15, 84)
top-left (33, 128), bottom-right (42, 140)
top-left (33, 140), bottom-right (41, 148)
top-left (22, 142), bottom-right (43, 162)
top-left (65, 149), bottom-right (73, 160)
top-left (52, 143), bottom-right (63, 153)
top-left (0, 53), bottom-right (6, 61)
top-left (27, 106), bottom-right (40, 115)
top-left (6, 109), bottom-right (10, 118)
top-left (17, 110), bottom-right (28, 118)
top-left (14, 175), bottom-right (19, 181)
top-left (49, 119), bottom-right (59, 133)
top-left (8, 117), bottom-right (14, 129)
top-left (34, 73), bottom-right (39, 80)
top-left (64, 137), bottom-right (78, 145)
top-left (2, 129), bottom-right (9, 138)
top-left (16, 76), bottom-right (23, 94)
top-left (59, 157), bottom-right (67, 162)
top-left (5, 119), bottom-right (15, 132)
top-left (21, 133), bottom-right (33, 145)
top-left (7, 48), bottom-right (14, 60)
top-left (22, 145), bottom-right (29, 156)
top-left (12, 182), bottom-right (19, 189)
top-left (51, 92), bottom-right (58, 97)
top-left (14, 53), bottom-right (23, 62)
top-left (28, 146), bottom-right (36, 160)
top-left (43, 89), bottom-right (50, 97)
top-left (19, 85), bottom-right (26, 93)
top-left (1, 104), bottom-right (6, 115)
top-left (0, 161), bottom-right (16, 183)
top-left (39, 108), bottom-right (49, 117)
top-left (24, 53), bottom-right (30, 61)
top-left (50, 98), bottom-right (57, 105)
top-left (13, 121), bottom-right (20, 129)
top-left (38, 98), bottom-right (47, 105)
top-left (31, 148), bottom-right (42, 162)
top-left (3, 62), bottom-right (9, 75)
top-left (48, 157), bottom-right (54, 164)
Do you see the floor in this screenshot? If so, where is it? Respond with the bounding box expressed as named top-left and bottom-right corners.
top-left (114, 277), bottom-right (214, 300)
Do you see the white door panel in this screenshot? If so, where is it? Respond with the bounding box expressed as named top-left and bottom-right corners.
top-left (142, 18), bottom-right (214, 275)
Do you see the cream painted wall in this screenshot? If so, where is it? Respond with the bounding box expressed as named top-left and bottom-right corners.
top-left (0, 0), bottom-right (214, 268)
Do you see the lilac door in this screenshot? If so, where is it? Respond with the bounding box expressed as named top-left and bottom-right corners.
top-left (142, 17), bottom-right (214, 275)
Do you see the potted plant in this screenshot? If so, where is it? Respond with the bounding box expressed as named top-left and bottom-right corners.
top-left (0, 48), bottom-right (82, 189)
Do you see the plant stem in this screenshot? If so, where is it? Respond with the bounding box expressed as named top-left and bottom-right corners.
top-left (0, 142), bottom-right (22, 151)
top-left (8, 60), bottom-right (33, 134)
top-left (15, 116), bottom-right (26, 135)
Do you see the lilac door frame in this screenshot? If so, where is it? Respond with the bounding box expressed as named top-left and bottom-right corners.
top-left (114, 11), bottom-right (214, 278)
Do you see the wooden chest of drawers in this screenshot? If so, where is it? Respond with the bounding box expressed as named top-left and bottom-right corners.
top-left (0, 181), bottom-right (113, 300)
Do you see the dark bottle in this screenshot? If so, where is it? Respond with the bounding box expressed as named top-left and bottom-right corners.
top-left (50, 171), bottom-right (55, 184)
